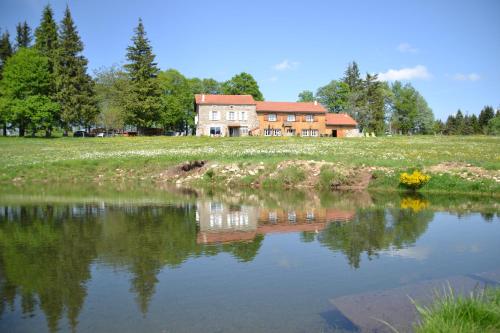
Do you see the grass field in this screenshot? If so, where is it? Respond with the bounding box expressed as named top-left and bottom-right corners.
top-left (0, 135), bottom-right (499, 194)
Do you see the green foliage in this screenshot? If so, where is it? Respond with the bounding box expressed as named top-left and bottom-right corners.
top-left (318, 165), bottom-right (347, 189)
top-left (478, 105), bottom-right (495, 130)
top-left (316, 80), bottom-right (350, 113)
top-left (0, 48), bottom-right (59, 136)
top-left (221, 72), bottom-right (264, 101)
top-left (123, 18), bottom-right (162, 131)
top-left (34, 5), bottom-right (58, 72)
top-left (15, 21), bottom-right (32, 49)
top-left (158, 69), bottom-right (194, 131)
top-left (297, 90), bottom-right (315, 102)
top-left (55, 6), bottom-right (98, 129)
top-left (94, 66), bottom-right (129, 130)
top-left (486, 116), bottom-right (500, 135)
top-left (391, 81), bottom-right (418, 134)
top-left (415, 287), bottom-right (500, 333)
top-left (189, 77), bottom-right (221, 94)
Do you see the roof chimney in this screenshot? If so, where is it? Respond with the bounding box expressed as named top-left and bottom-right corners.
top-left (201, 94), bottom-right (205, 102)
top-left (314, 100), bottom-right (317, 106)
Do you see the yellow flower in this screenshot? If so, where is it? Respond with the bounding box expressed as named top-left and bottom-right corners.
top-left (399, 170), bottom-right (431, 190)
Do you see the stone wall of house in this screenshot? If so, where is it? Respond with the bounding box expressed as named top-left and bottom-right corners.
top-left (196, 104), bottom-right (259, 136)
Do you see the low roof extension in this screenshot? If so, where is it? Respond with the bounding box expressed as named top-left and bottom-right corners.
top-left (195, 94), bottom-right (255, 105)
top-left (325, 113), bottom-right (358, 126)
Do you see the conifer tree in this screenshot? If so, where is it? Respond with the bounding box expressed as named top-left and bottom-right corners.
top-left (55, 5), bottom-right (98, 133)
top-left (342, 61), bottom-right (363, 92)
top-left (123, 18), bottom-right (162, 132)
top-left (0, 30), bottom-right (13, 135)
top-left (35, 5), bottom-right (58, 71)
top-left (15, 21), bottom-right (32, 49)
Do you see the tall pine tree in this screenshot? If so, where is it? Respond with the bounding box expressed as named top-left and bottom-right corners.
top-left (123, 18), bottom-right (162, 132)
top-left (0, 30), bottom-right (13, 135)
top-left (15, 21), bottom-right (32, 49)
top-left (55, 5), bottom-right (98, 133)
top-left (35, 5), bottom-right (58, 71)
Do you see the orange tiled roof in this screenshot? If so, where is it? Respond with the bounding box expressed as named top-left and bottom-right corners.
top-left (195, 94), bottom-right (256, 105)
top-left (325, 113), bottom-right (358, 126)
top-left (256, 101), bottom-right (326, 113)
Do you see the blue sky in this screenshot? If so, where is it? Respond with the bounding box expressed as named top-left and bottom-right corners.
top-left (1, 0), bottom-right (499, 120)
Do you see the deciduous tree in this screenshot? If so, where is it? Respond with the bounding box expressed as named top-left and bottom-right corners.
top-left (315, 80), bottom-right (349, 113)
top-left (221, 72), bottom-right (264, 101)
top-left (297, 90), bottom-right (315, 102)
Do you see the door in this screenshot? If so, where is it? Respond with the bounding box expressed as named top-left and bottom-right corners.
top-left (229, 127), bottom-right (240, 137)
top-left (332, 129), bottom-right (338, 137)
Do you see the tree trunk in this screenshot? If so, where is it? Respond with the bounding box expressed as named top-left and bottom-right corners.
top-left (45, 127), bottom-right (52, 138)
top-left (2, 122), bottom-right (6, 136)
top-left (63, 129), bottom-right (68, 137)
top-left (19, 125), bottom-right (25, 137)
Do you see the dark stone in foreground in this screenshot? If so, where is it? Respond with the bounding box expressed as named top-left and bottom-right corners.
top-left (330, 269), bottom-right (500, 333)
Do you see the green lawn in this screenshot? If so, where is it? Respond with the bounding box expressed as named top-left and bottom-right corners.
top-left (1, 135), bottom-right (499, 188)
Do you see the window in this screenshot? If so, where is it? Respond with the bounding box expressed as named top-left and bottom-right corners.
top-left (273, 129), bottom-right (282, 136)
top-left (239, 111), bottom-right (248, 121)
top-left (285, 128), bottom-right (296, 136)
top-left (210, 127), bottom-right (221, 136)
top-left (241, 127), bottom-right (248, 135)
top-left (306, 211), bottom-right (315, 221)
top-left (305, 114), bottom-right (314, 122)
top-left (264, 129), bottom-right (273, 136)
top-left (287, 114), bottom-right (296, 122)
top-left (288, 211), bottom-right (296, 223)
top-left (210, 111), bottom-right (220, 121)
top-left (268, 212), bottom-right (277, 223)
top-left (301, 129), bottom-right (318, 137)
top-left (268, 114), bottom-right (277, 121)
top-left (228, 111), bottom-right (235, 121)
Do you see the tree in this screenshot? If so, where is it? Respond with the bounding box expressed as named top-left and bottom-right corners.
top-left (0, 30), bottom-right (13, 135)
top-left (0, 48), bottom-right (59, 136)
top-left (342, 61), bottom-right (363, 92)
top-left (189, 78), bottom-right (221, 95)
top-left (487, 116), bottom-right (500, 135)
top-left (15, 21), bottom-right (32, 49)
top-left (455, 110), bottom-right (464, 134)
top-left (123, 18), bottom-right (162, 132)
top-left (390, 81), bottom-right (418, 134)
top-left (413, 91), bottom-right (434, 134)
top-left (297, 90), bottom-right (315, 102)
top-left (158, 69), bottom-right (194, 132)
top-left (361, 73), bottom-right (386, 134)
top-left (34, 5), bottom-right (58, 72)
top-left (94, 66), bottom-right (129, 132)
top-left (315, 80), bottom-right (350, 113)
top-left (478, 106), bottom-right (494, 133)
top-left (221, 72), bottom-right (264, 101)
top-left (55, 6), bottom-right (98, 133)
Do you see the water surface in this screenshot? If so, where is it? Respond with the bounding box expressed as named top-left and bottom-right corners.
top-left (0, 188), bottom-right (499, 332)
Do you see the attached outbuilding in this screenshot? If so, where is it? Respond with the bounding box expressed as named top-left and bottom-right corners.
top-left (325, 113), bottom-right (359, 137)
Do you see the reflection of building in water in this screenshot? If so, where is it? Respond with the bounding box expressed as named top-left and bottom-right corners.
top-left (197, 200), bottom-right (355, 244)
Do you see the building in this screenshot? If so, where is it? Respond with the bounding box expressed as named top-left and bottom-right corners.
top-left (255, 101), bottom-right (327, 137)
top-left (195, 94), bottom-right (358, 137)
top-left (194, 94), bottom-right (259, 137)
top-left (325, 113), bottom-right (359, 137)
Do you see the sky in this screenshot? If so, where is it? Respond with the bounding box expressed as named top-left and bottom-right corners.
top-left (1, 0), bottom-right (499, 120)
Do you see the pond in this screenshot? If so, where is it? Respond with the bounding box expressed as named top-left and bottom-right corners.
top-left (0, 187), bottom-right (499, 333)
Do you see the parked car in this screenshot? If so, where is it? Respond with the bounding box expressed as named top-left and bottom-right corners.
top-left (73, 130), bottom-right (89, 137)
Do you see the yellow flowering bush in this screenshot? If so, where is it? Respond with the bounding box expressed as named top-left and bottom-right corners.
top-left (399, 170), bottom-right (431, 190)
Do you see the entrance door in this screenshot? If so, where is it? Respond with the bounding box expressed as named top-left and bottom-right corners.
top-left (332, 130), bottom-right (338, 137)
top-left (229, 127), bottom-right (240, 137)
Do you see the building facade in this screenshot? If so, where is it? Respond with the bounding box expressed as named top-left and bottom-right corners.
top-left (195, 94), bottom-right (358, 137)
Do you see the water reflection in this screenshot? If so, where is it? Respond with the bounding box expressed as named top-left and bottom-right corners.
top-left (0, 189), bottom-right (498, 332)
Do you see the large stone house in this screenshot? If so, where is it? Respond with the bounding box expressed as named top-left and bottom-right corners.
top-left (195, 94), bottom-right (358, 137)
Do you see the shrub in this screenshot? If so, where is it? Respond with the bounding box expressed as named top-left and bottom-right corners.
top-left (318, 165), bottom-right (347, 189)
top-left (400, 170), bottom-right (431, 190)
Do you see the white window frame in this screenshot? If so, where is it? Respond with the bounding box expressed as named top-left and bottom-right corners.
top-left (310, 129), bottom-right (318, 137)
top-left (273, 129), bottom-right (282, 136)
top-left (268, 114), bottom-right (277, 122)
top-left (228, 111), bottom-right (235, 121)
top-left (239, 111), bottom-right (248, 121)
top-left (240, 127), bottom-right (248, 135)
top-left (305, 114), bottom-right (314, 122)
top-left (287, 114), bottom-right (296, 122)
top-left (264, 129), bottom-right (273, 136)
top-left (210, 111), bottom-right (220, 121)
top-left (301, 129), bottom-right (309, 137)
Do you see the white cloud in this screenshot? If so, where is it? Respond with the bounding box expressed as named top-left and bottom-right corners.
top-left (378, 65), bottom-right (431, 81)
top-left (452, 73), bottom-right (480, 81)
top-left (397, 42), bottom-right (418, 53)
top-left (273, 59), bottom-right (299, 71)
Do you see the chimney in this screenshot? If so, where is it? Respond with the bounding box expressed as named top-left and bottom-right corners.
top-left (201, 94), bottom-right (205, 102)
top-left (314, 100), bottom-right (317, 106)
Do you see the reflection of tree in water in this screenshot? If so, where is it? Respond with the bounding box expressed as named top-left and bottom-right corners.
top-left (0, 202), bottom-right (265, 332)
top-left (0, 205), bottom-right (101, 332)
top-left (315, 207), bottom-right (434, 268)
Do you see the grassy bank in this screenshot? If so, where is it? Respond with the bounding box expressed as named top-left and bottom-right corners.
top-left (415, 287), bottom-right (500, 333)
top-left (1, 135), bottom-right (499, 194)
